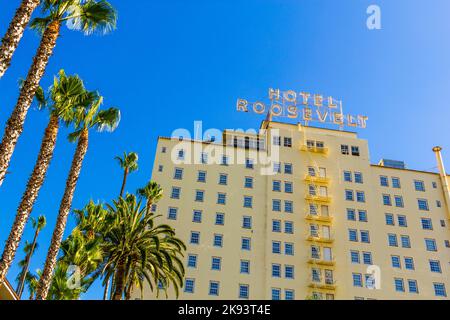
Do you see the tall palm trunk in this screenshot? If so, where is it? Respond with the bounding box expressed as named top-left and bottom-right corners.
top-left (36, 129), bottom-right (89, 300)
top-left (0, 20), bottom-right (60, 187)
top-left (16, 226), bottom-right (40, 298)
top-left (112, 258), bottom-right (126, 300)
top-left (119, 167), bottom-right (128, 197)
top-left (0, 0), bottom-right (41, 78)
top-left (103, 276), bottom-right (110, 300)
top-left (0, 115), bottom-right (59, 287)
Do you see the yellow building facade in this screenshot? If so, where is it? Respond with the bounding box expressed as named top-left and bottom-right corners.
top-left (0, 279), bottom-right (18, 300)
top-left (139, 120), bottom-right (450, 300)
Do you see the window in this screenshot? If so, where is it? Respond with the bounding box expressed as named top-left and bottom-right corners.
top-left (437, 200), bottom-right (442, 208)
top-left (394, 196), bottom-right (404, 208)
top-left (187, 255), bottom-right (197, 268)
top-left (385, 213), bottom-right (394, 225)
top-left (347, 209), bottom-right (356, 221)
top-left (388, 234), bottom-right (398, 247)
top-left (341, 144), bottom-right (349, 155)
top-left (309, 204), bottom-right (318, 216)
top-left (272, 241), bottom-right (281, 254)
top-left (312, 268), bottom-right (321, 282)
top-left (184, 279), bottom-right (195, 293)
top-left (272, 264), bottom-right (281, 278)
top-left (168, 207), bottom-right (178, 220)
top-left (398, 215), bottom-right (407, 227)
top-left (213, 234), bottom-right (223, 247)
top-left (158, 165), bottom-right (163, 172)
top-left (425, 238), bottom-right (437, 251)
top-left (197, 171), bottom-right (206, 182)
top-left (345, 190), bottom-right (354, 201)
top-left (441, 220), bottom-right (446, 227)
top-left (285, 290), bottom-right (295, 300)
top-left (358, 210), bottom-right (368, 222)
top-left (285, 221), bottom-right (293, 234)
top-left (353, 273), bottom-right (363, 287)
top-left (354, 172), bottom-right (363, 184)
top-left (284, 163), bottom-right (293, 174)
top-left (221, 155), bottom-right (229, 166)
top-left (190, 232), bottom-right (200, 245)
top-left (429, 260), bottom-right (442, 273)
top-left (151, 204), bottom-right (157, 213)
top-left (272, 220), bottom-right (281, 233)
top-left (272, 180), bottom-right (281, 192)
top-left (192, 210), bottom-right (202, 223)
top-left (245, 158), bottom-right (254, 169)
top-left (343, 171), bottom-right (352, 182)
top-left (414, 180), bottom-right (425, 192)
top-left (309, 185), bottom-right (317, 196)
top-left (433, 181), bottom-right (438, 188)
top-left (242, 216), bottom-right (252, 229)
top-left (285, 265), bottom-right (294, 279)
top-left (171, 187), bottom-right (181, 199)
top-left (356, 191), bottom-right (365, 203)
top-left (244, 177), bottom-right (253, 188)
top-left (219, 173), bottom-right (228, 185)
top-left (391, 256), bottom-right (401, 268)
top-left (273, 162), bottom-right (281, 173)
top-left (408, 280), bottom-right (418, 294)
top-left (421, 218), bottom-right (433, 230)
top-left (271, 288), bottom-right (281, 300)
top-left (401, 235), bottom-right (410, 248)
top-left (285, 182), bottom-right (293, 193)
top-left (240, 260), bottom-right (250, 274)
top-left (360, 230), bottom-right (370, 243)
top-left (215, 213), bottom-right (224, 225)
top-left (311, 246), bottom-right (320, 259)
top-left (272, 136), bottom-right (281, 146)
top-left (161, 146), bottom-right (167, 153)
top-left (434, 283), bottom-right (447, 297)
top-left (284, 201), bottom-right (293, 213)
top-left (174, 168), bottom-right (183, 180)
top-left (211, 257), bottom-right (221, 270)
top-left (239, 284), bottom-right (249, 299)
top-left (243, 196), bottom-right (253, 208)
top-left (195, 190), bottom-right (204, 202)
top-left (272, 199), bottom-right (281, 212)
top-left (177, 149), bottom-right (185, 160)
top-left (217, 193), bottom-right (226, 205)
top-left (241, 237), bottom-right (251, 250)
top-left (200, 152), bottom-right (208, 164)
top-left (418, 199), bottom-right (429, 211)
top-left (383, 194), bottom-right (392, 206)
top-left (394, 278), bottom-right (405, 292)
top-left (446, 240), bottom-right (450, 248)
top-left (380, 176), bottom-right (389, 187)
top-left (351, 146), bottom-right (360, 156)
top-left (284, 137), bottom-right (292, 147)
top-left (392, 177), bottom-right (401, 188)
top-left (285, 243), bottom-right (294, 255)
top-left (349, 229), bottom-right (358, 242)
top-left (363, 252), bottom-right (372, 265)
top-left (404, 257), bottom-right (414, 270)
top-left (351, 251), bottom-right (360, 264)
top-left (209, 281), bottom-right (219, 296)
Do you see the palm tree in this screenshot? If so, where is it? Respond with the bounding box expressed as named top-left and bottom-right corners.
top-left (0, 0), bottom-right (117, 186)
top-left (137, 181), bottom-right (163, 216)
top-left (0, 0), bottom-right (41, 78)
top-left (24, 270), bottom-right (40, 300)
top-left (0, 70), bottom-right (94, 288)
top-left (115, 152), bottom-right (138, 197)
top-left (103, 196), bottom-right (185, 300)
top-left (36, 96), bottom-right (120, 300)
top-left (15, 215), bottom-right (46, 299)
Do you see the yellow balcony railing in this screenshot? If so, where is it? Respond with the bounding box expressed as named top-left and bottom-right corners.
top-left (305, 214), bottom-right (333, 223)
top-left (307, 258), bottom-right (336, 267)
top-left (305, 194), bottom-right (332, 203)
top-left (300, 145), bottom-right (329, 154)
top-left (304, 174), bottom-right (330, 184)
top-left (306, 235), bottom-right (335, 244)
top-left (308, 282), bottom-right (337, 291)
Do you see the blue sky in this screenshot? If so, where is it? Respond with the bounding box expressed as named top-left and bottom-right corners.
top-left (0, 0), bottom-right (449, 299)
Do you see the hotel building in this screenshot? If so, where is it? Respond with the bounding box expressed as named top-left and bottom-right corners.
top-left (139, 120), bottom-right (450, 300)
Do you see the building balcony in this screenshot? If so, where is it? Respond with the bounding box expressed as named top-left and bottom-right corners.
top-left (308, 281), bottom-right (337, 291)
top-left (304, 174), bottom-right (330, 184)
top-left (306, 235), bottom-right (335, 244)
top-left (307, 258), bottom-right (336, 267)
top-left (305, 194), bottom-right (332, 203)
top-left (300, 145), bottom-right (329, 154)
top-left (305, 214), bottom-right (333, 223)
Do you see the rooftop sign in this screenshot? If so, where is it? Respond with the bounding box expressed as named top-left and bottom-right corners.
top-left (236, 88), bottom-right (368, 129)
